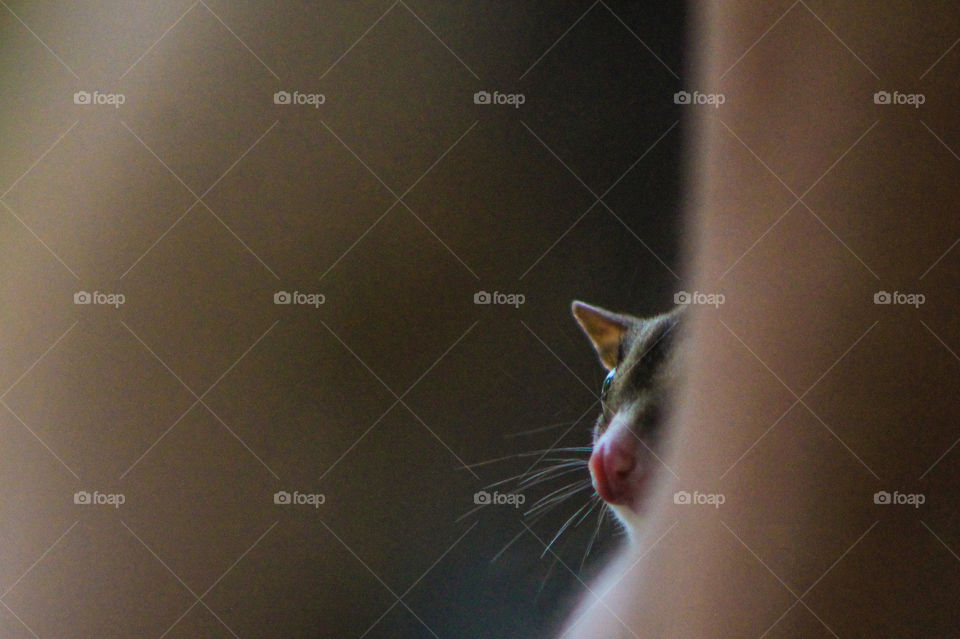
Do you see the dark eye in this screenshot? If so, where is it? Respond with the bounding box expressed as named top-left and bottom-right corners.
top-left (601, 368), bottom-right (615, 401)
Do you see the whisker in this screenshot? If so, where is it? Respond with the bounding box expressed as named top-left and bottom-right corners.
top-left (489, 505), bottom-right (561, 563)
top-left (579, 502), bottom-right (607, 573)
top-left (525, 482), bottom-right (593, 517)
top-left (541, 497), bottom-right (595, 558)
top-left (504, 420), bottom-right (580, 438)
top-left (517, 464), bottom-right (588, 491)
top-left (524, 480), bottom-right (586, 513)
top-left (460, 453), bottom-right (523, 470)
top-left (460, 447), bottom-right (590, 471)
top-left (573, 496), bottom-right (601, 528)
top-left (483, 460), bottom-right (583, 491)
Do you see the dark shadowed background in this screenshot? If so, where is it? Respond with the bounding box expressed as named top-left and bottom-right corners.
top-left (0, 2), bottom-right (686, 637)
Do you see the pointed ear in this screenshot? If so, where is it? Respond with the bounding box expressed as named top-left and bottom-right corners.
top-left (571, 301), bottom-right (632, 370)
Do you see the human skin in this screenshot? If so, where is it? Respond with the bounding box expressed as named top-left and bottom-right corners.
top-left (563, 2), bottom-right (960, 637)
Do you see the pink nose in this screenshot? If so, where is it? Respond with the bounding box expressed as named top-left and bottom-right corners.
top-left (589, 428), bottom-right (638, 506)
